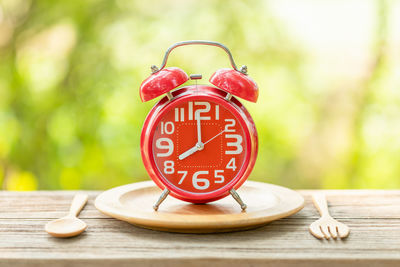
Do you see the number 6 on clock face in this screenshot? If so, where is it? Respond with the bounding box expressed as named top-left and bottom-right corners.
top-left (141, 86), bottom-right (258, 204)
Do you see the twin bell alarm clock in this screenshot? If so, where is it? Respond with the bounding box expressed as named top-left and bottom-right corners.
top-left (139, 41), bottom-right (258, 211)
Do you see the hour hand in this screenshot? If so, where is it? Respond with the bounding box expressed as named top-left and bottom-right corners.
top-left (178, 145), bottom-right (198, 160)
top-left (178, 143), bottom-right (204, 160)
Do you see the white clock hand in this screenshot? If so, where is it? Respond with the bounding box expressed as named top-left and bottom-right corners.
top-left (179, 117), bottom-right (205, 161)
top-left (204, 130), bottom-right (226, 145)
top-left (178, 145), bottom-right (198, 160)
top-left (196, 115), bottom-right (202, 143)
top-left (178, 143), bottom-right (203, 160)
top-left (178, 130), bottom-right (225, 160)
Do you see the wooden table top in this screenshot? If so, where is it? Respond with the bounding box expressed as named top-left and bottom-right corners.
top-left (1, 189), bottom-right (400, 267)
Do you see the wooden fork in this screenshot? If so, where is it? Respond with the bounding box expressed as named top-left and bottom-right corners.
top-left (309, 193), bottom-right (350, 239)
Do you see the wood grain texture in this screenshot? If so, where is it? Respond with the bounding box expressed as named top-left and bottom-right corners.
top-left (1, 189), bottom-right (400, 267)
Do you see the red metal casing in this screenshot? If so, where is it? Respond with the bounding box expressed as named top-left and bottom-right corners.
top-left (209, 68), bottom-right (259, 103)
top-left (140, 85), bottom-right (258, 203)
top-left (140, 67), bottom-right (189, 102)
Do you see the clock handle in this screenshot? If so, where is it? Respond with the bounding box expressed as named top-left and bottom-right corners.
top-left (152, 40), bottom-right (244, 74)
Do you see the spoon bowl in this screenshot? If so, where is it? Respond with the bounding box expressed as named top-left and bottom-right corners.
top-left (45, 216), bottom-right (87, 238)
top-left (45, 194), bottom-right (89, 238)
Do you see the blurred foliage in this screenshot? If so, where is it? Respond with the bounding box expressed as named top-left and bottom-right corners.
top-left (0, 0), bottom-right (399, 190)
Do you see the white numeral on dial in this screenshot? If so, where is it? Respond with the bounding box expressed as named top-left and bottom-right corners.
top-left (163, 160), bottom-right (174, 174)
top-left (188, 102), bottom-right (193, 120)
top-left (214, 170), bottom-right (224, 183)
top-left (226, 158), bottom-right (237, 171)
top-left (194, 102), bottom-right (211, 120)
top-left (224, 119), bottom-right (236, 132)
top-left (156, 138), bottom-right (174, 157)
top-left (193, 171), bottom-right (210, 190)
top-left (174, 108), bottom-right (179, 122)
top-left (161, 121), bottom-right (174, 135)
top-left (225, 134), bottom-right (243, 155)
top-left (174, 108), bottom-right (185, 122)
top-left (174, 102), bottom-right (221, 121)
top-left (177, 171), bottom-right (188, 184)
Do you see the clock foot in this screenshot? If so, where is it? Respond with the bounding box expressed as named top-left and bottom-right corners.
top-left (230, 189), bottom-right (247, 210)
top-left (153, 189), bottom-right (170, 211)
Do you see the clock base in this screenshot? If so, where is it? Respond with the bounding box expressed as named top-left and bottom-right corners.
top-left (229, 188), bottom-right (247, 210)
top-left (152, 188), bottom-right (247, 211)
top-left (153, 188), bottom-right (170, 211)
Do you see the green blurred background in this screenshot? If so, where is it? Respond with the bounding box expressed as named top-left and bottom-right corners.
top-left (0, 0), bottom-right (399, 191)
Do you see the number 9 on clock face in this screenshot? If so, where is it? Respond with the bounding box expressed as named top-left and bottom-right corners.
top-left (141, 87), bottom-right (258, 203)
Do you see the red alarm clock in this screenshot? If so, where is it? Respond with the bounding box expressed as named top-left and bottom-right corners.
top-left (140, 41), bottom-right (258, 211)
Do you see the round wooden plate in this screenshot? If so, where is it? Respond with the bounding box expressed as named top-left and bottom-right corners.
top-left (95, 181), bottom-right (304, 233)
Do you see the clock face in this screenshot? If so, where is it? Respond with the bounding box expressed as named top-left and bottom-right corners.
top-left (151, 98), bottom-right (248, 195)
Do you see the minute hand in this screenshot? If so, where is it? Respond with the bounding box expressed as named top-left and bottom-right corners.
top-left (196, 116), bottom-right (202, 143)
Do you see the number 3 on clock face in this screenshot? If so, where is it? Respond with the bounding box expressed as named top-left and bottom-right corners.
top-left (141, 87), bottom-right (258, 203)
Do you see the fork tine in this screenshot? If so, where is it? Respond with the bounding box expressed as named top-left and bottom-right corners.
top-left (337, 223), bottom-right (350, 238)
top-left (328, 225), bottom-right (338, 239)
top-left (309, 223), bottom-right (324, 239)
top-left (320, 225), bottom-right (331, 239)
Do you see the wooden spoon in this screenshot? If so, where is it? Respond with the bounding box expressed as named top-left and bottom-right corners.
top-left (45, 194), bottom-right (88, 238)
